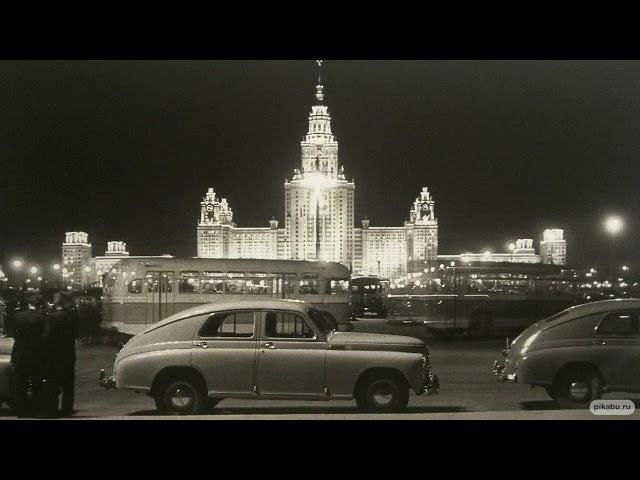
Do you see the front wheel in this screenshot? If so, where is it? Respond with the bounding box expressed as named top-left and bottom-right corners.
top-left (355, 375), bottom-right (409, 413)
top-left (155, 374), bottom-right (208, 415)
top-left (551, 368), bottom-right (602, 409)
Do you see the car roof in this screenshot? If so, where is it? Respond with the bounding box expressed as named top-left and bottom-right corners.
top-left (143, 299), bottom-right (310, 334)
top-left (547, 298), bottom-right (640, 325)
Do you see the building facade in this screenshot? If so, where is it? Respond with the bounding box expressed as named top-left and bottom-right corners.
top-left (61, 232), bottom-right (93, 289)
top-left (540, 228), bottom-right (567, 265)
top-left (92, 241), bottom-right (130, 285)
top-left (197, 188), bottom-right (281, 260)
top-left (195, 73), bottom-right (439, 278)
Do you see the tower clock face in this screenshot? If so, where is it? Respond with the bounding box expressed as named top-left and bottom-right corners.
top-left (421, 203), bottom-right (430, 214)
top-left (205, 204), bottom-right (214, 212)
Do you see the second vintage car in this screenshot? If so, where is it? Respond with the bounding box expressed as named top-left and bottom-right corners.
top-left (0, 336), bottom-right (14, 410)
top-left (494, 299), bottom-right (640, 408)
top-left (101, 299), bottom-right (439, 414)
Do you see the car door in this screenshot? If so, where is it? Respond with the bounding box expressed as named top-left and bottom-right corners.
top-left (190, 310), bottom-right (258, 397)
top-left (592, 311), bottom-right (640, 390)
top-left (256, 310), bottom-right (327, 399)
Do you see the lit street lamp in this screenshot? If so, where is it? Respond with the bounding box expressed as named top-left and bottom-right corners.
top-left (604, 215), bottom-right (624, 283)
top-left (508, 242), bottom-right (516, 262)
top-left (11, 259), bottom-right (23, 270)
top-left (29, 266), bottom-right (38, 276)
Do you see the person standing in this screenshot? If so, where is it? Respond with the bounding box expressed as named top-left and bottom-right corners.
top-left (10, 296), bottom-right (46, 418)
top-left (43, 292), bottom-right (79, 418)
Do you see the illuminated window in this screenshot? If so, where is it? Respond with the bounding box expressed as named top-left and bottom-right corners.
top-left (179, 271), bottom-right (200, 294)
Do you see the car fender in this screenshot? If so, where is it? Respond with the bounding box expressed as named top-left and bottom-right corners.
top-left (326, 350), bottom-right (423, 397)
top-left (116, 348), bottom-right (192, 392)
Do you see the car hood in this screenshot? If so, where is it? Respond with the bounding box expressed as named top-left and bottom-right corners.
top-left (327, 331), bottom-right (426, 354)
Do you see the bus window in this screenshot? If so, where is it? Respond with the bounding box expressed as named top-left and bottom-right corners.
top-left (179, 272), bottom-right (200, 294)
top-left (328, 279), bottom-right (349, 295)
top-left (202, 272), bottom-right (225, 294)
top-left (299, 279), bottom-right (319, 295)
top-left (245, 273), bottom-right (272, 295)
top-left (128, 279), bottom-right (144, 295)
top-left (225, 272), bottom-right (246, 294)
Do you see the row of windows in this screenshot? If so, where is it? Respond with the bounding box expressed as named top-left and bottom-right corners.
top-left (127, 271), bottom-right (349, 296)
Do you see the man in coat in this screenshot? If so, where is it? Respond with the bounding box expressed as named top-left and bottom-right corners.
top-left (10, 295), bottom-right (46, 418)
top-left (43, 292), bottom-right (79, 418)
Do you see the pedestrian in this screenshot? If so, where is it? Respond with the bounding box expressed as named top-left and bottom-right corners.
top-left (10, 295), bottom-right (46, 418)
top-left (43, 292), bottom-right (79, 418)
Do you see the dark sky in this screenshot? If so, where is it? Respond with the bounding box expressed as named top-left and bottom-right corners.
top-left (1, 60), bottom-right (639, 271)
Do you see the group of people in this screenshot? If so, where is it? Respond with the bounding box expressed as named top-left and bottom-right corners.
top-left (10, 292), bottom-right (79, 418)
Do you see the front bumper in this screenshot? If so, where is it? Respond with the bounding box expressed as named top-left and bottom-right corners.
top-left (493, 360), bottom-right (517, 383)
top-left (99, 369), bottom-right (116, 389)
top-left (422, 356), bottom-right (440, 395)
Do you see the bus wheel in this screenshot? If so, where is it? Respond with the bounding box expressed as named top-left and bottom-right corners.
top-left (468, 311), bottom-right (493, 337)
top-left (155, 373), bottom-right (208, 416)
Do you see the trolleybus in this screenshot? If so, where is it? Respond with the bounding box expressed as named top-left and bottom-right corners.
top-left (102, 257), bottom-right (351, 335)
top-left (385, 262), bottom-right (582, 337)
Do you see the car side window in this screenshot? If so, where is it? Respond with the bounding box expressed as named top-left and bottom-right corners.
top-left (199, 311), bottom-right (255, 338)
top-left (264, 311), bottom-right (315, 339)
top-left (595, 312), bottom-right (640, 337)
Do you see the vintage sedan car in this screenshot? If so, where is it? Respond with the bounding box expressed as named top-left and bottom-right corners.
top-left (494, 299), bottom-right (640, 408)
top-left (100, 299), bottom-right (439, 415)
top-left (0, 336), bottom-right (14, 410)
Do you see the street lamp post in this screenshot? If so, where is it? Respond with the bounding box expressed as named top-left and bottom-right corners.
top-left (604, 216), bottom-right (624, 284)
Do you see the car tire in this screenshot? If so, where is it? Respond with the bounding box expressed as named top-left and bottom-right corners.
top-left (155, 373), bottom-right (208, 416)
top-left (355, 374), bottom-right (409, 413)
top-left (551, 367), bottom-right (602, 409)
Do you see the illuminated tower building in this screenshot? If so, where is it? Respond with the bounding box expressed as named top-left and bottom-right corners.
top-left (283, 64), bottom-right (355, 266)
top-left (61, 232), bottom-right (92, 289)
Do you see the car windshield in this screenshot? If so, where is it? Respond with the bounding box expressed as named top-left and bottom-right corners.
top-left (307, 308), bottom-right (338, 335)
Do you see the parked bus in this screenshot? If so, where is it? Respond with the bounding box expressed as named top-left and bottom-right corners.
top-left (102, 257), bottom-right (351, 335)
top-left (350, 276), bottom-right (389, 318)
top-left (385, 262), bottom-right (582, 337)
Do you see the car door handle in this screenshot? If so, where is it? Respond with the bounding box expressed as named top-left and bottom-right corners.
top-left (263, 342), bottom-right (276, 349)
top-left (193, 341), bottom-right (208, 349)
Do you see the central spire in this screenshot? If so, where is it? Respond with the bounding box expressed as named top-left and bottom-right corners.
top-left (315, 59), bottom-right (324, 103)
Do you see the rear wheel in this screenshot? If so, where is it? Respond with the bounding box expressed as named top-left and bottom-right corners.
top-left (355, 374), bottom-right (409, 413)
top-left (551, 367), bottom-right (602, 409)
top-left (154, 373), bottom-right (208, 415)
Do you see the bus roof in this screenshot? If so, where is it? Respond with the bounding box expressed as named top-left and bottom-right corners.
top-left (451, 262), bottom-right (565, 274)
top-left (111, 257), bottom-right (350, 275)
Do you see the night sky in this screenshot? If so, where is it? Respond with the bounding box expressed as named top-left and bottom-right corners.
top-left (1, 60), bottom-right (639, 271)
